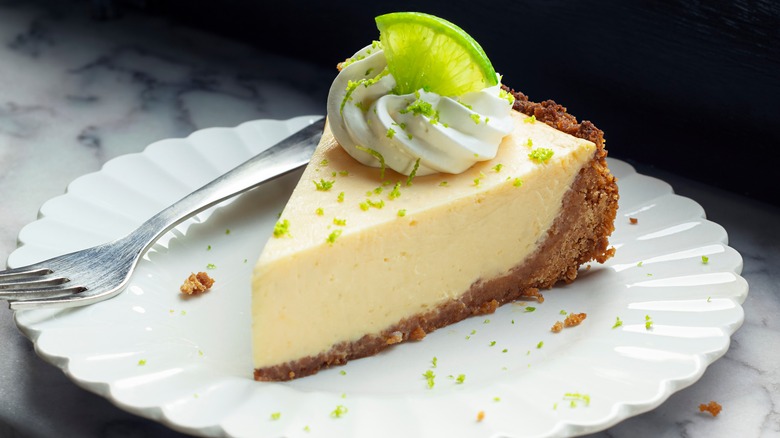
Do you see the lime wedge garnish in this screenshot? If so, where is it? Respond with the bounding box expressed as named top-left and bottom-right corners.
top-left (375, 12), bottom-right (498, 97)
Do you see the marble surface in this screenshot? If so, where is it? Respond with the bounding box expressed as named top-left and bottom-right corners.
top-left (1, 1), bottom-right (778, 437)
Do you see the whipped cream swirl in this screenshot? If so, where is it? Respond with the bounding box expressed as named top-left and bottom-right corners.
top-left (326, 44), bottom-right (514, 176)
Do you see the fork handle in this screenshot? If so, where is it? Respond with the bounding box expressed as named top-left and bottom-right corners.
top-left (126, 117), bottom-right (325, 255)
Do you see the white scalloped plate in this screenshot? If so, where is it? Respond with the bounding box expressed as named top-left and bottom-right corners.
top-left (9, 116), bottom-right (748, 438)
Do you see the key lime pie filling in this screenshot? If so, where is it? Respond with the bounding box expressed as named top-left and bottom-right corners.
top-left (251, 12), bottom-right (618, 381)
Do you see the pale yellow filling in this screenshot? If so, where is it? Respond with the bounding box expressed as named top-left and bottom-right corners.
top-left (251, 111), bottom-right (596, 369)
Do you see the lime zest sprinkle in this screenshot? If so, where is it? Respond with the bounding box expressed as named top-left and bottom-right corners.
top-left (386, 127), bottom-right (396, 138)
top-left (536, 341), bottom-right (544, 349)
top-left (315, 207), bottom-right (324, 216)
top-left (492, 163), bottom-right (503, 172)
top-left (330, 405), bottom-right (349, 418)
top-left (333, 218), bottom-right (346, 226)
top-left (529, 148), bottom-right (554, 163)
top-left (319, 159), bottom-right (329, 167)
top-left (313, 179), bottom-right (335, 191)
top-left (637, 261), bottom-right (644, 267)
top-left (340, 370), bottom-right (347, 376)
top-left (340, 68), bottom-right (390, 115)
top-left (339, 170), bottom-right (349, 176)
top-left (431, 356), bottom-right (438, 368)
top-left (400, 98), bottom-right (439, 124)
top-left (397, 209), bottom-right (407, 217)
top-left (206, 245), bottom-right (211, 251)
top-left (524, 114), bottom-right (536, 124)
top-left (406, 158), bottom-right (421, 185)
top-left (206, 263), bottom-right (217, 270)
top-left (455, 374), bottom-right (466, 384)
top-left (612, 316), bottom-right (623, 329)
top-left (564, 392), bottom-right (591, 407)
top-left (513, 177), bottom-right (523, 187)
top-left (341, 54), bottom-right (364, 69)
top-left (524, 306), bottom-right (536, 313)
top-left (423, 370), bottom-right (436, 389)
top-left (645, 314), bottom-right (654, 330)
top-left (273, 219), bottom-right (291, 238)
top-left (526, 138), bottom-right (534, 147)
top-left (560, 310), bottom-right (568, 315)
top-left (439, 181), bottom-right (449, 187)
top-left (470, 113), bottom-right (481, 124)
top-left (499, 89), bottom-right (515, 105)
top-left (388, 182), bottom-right (402, 200)
top-left (364, 198), bottom-right (385, 210)
top-left (270, 412), bottom-right (281, 421)
top-left (303, 425), bottom-right (311, 432)
top-left (701, 255), bottom-right (709, 264)
top-left (326, 230), bottom-right (343, 245)
top-left (489, 340), bottom-right (496, 347)
top-left (355, 145), bottom-right (386, 179)
top-left (137, 359), bottom-right (146, 366)
top-left (337, 191), bottom-right (345, 203)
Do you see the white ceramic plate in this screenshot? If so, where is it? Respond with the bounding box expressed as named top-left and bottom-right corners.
top-left (9, 117), bottom-right (748, 438)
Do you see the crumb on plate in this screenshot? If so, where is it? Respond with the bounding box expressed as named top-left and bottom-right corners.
top-left (563, 312), bottom-right (587, 327)
top-left (180, 272), bottom-right (215, 295)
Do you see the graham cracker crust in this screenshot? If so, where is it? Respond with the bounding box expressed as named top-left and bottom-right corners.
top-left (254, 90), bottom-right (619, 382)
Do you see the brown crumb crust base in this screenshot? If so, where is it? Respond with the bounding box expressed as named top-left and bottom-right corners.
top-left (254, 90), bottom-right (619, 382)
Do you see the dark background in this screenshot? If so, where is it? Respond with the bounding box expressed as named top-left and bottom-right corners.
top-left (100, 0), bottom-right (778, 205)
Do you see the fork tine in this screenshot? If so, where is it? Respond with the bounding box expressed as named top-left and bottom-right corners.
top-left (8, 286), bottom-right (98, 310)
top-left (0, 276), bottom-right (70, 290)
top-left (0, 266), bottom-right (53, 281)
top-left (0, 285), bottom-right (86, 302)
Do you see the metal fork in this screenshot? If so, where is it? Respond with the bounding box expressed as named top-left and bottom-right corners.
top-left (0, 117), bottom-right (325, 311)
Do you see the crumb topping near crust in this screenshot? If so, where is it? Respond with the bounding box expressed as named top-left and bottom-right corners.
top-left (180, 272), bottom-right (215, 295)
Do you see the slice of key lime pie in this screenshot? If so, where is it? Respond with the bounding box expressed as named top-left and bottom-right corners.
top-left (252, 12), bottom-right (618, 381)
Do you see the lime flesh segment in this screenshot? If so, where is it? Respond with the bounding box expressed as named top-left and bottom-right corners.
top-left (376, 12), bottom-right (498, 97)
